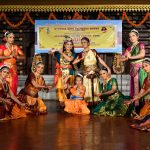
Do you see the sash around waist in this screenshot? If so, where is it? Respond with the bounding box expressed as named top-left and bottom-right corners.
top-left (70, 95), bottom-right (83, 100)
top-left (56, 65), bottom-right (72, 69)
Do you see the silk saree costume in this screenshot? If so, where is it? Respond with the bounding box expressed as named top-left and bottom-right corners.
top-left (54, 51), bottom-right (76, 102)
top-left (0, 45), bottom-right (24, 95)
top-left (64, 85), bottom-right (90, 114)
top-left (82, 49), bottom-right (100, 104)
top-left (18, 72), bottom-right (47, 114)
top-left (0, 79), bottom-right (26, 120)
top-left (139, 76), bottom-right (150, 117)
top-left (125, 43), bottom-right (147, 98)
top-left (93, 78), bottom-right (129, 116)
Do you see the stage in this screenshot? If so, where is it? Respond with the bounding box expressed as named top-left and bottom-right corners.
top-left (0, 101), bottom-right (149, 150)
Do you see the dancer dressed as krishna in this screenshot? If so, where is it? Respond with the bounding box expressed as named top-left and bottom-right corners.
top-left (50, 36), bottom-right (77, 105)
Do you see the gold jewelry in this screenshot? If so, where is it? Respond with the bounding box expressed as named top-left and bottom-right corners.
top-left (0, 78), bottom-right (9, 93)
top-left (31, 54), bottom-right (43, 73)
top-left (5, 43), bottom-right (15, 58)
top-left (132, 41), bottom-right (139, 47)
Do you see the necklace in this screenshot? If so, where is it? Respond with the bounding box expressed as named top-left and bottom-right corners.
top-left (5, 43), bottom-right (14, 56)
top-left (0, 78), bottom-right (8, 93)
top-left (132, 42), bottom-right (139, 47)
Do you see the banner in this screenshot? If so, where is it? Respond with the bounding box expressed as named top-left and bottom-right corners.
top-left (35, 20), bottom-right (122, 53)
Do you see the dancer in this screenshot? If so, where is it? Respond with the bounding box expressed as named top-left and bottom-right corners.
top-left (0, 31), bottom-right (25, 95)
top-left (18, 54), bottom-right (53, 114)
top-left (64, 74), bottom-right (90, 115)
top-left (93, 68), bottom-right (130, 116)
top-left (73, 37), bottom-right (110, 105)
top-left (119, 29), bottom-right (147, 98)
top-left (127, 58), bottom-right (150, 119)
top-left (0, 63), bottom-right (26, 120)
top-left (50, 37), bottom-right (76, 104)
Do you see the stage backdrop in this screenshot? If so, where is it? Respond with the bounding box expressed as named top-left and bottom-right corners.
top-left (35, 20), bottom-right (122, 53)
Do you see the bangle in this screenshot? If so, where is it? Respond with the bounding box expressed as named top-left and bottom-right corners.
top-left (19, 102), bottom-right (22, 105)
top-left (126, 57), bottom-right (129, 60)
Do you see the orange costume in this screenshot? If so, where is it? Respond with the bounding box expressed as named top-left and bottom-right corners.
top-left (64, 85), bottom-right (90, 115)
top-left (0, 78), bottom-right (26, 120)
top-left (18, 72), bottom-right (47, 114)
top-left (0, 44), bottom-right (24, 95)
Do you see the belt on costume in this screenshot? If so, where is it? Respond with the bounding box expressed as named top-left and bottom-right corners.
top-left (70, 95), bottom-right (83, 100)
top-left (83, 65), bottom-right (98, 72)
top-left (56, 65), bottom-right (72, 69)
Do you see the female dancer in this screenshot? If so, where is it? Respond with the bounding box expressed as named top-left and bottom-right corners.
top-left (51, 37), bottom-right (76, 104)
top-left (73, 37), bottom-right (110, 105)
top-left (18, 54), bottom-right (53, 114)
top-left (0, 63), bottom-right (26, 120)
top-left (93, 68), bottom-right (130, 116)
top-left (0, 31), bottom-right (25, 95)
top-left (127, 58), bottom-right (150, 119)
top-left (119, 29), bottom-right (147, 98)
top-left (64, 74), bottom-right (90, 115)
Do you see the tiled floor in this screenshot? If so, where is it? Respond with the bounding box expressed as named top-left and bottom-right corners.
top-left (0, 101), bottom-right (149, 150)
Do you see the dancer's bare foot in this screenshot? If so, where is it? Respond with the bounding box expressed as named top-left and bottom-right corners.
top-left (133, 115), bottom-right (142, 120)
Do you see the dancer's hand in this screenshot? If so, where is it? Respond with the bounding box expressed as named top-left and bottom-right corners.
top-left (58, 48), bottom-right (63, 54)
top-left (88, 70), bottom-right (95, 75)
top-left (81, 53), bottom-right (85, 60)
top-left (74, 85), bottom-right (78, 89)
top-left (47, 83), bottom-right (55, 90)
top-left (131, 96), bottom-right (140, 102)
top-left (94, 93), bottom-right (102, 97)
top-left (126, 51), bottom-right (131, 59)
top-left (63, 83), bottom-right (68, 90)
top-left (124, 100), bottom-right (132, 106)
top-left (49, 48), bottom-right (56, 54)
top-left (47, 86), bottom-right (53, 90)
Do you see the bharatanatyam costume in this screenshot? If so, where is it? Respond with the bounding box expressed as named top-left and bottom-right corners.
top-left (93, 78), bottom-right (129, 116)
top-left (139, 73), bottom-right (150, 117)
top-left (0, 32), bottom-right (25, 95)
top-left (64, 85), bottom-right (90, 115)
top-left (54, 50), bottom-right (76, 102)
top-left (18, 54), bottom-right (47, 114)
top-left (80, 49), bottom-right (100, 104)
top-left (0, 64), bottom-right (26, 120)
top-left (125, 43), bottom-right (147, 98)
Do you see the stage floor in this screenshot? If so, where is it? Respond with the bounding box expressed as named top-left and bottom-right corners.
top-left (0, 101), bottom-right (149, 150)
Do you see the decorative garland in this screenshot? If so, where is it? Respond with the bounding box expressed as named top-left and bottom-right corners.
top-left (0, 11), bottom-right (150, 28)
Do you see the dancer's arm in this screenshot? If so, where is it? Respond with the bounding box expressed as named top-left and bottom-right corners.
top-left (97, 55), bottom-right (111, 74)
top-left (101, 85), bottom-right (117, 96)
top-left (132, 88), bottom-right (150, 103)
top-left (73, 55), bottom-right (84, 64)
top-left (127, 44), bottom-right (145, 60)
top-left (9, 88), bottom-right (25, 106)
top-left (127, 50), bottom-right (145, 60)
